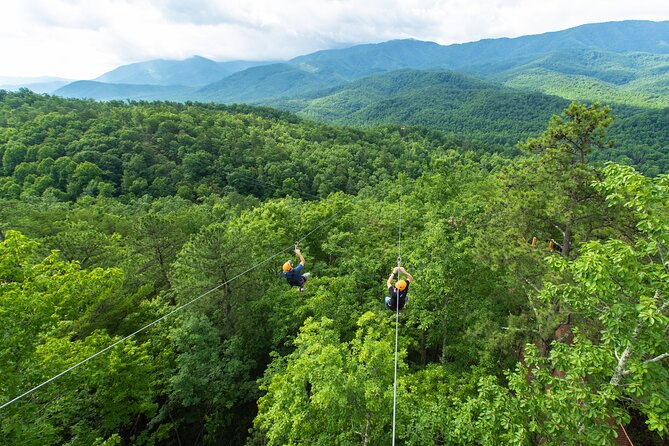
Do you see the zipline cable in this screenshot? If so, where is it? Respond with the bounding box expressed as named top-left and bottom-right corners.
top-left (392, 178), bottom-right (402, 446)
top-left (0, 201), bottom-right (352, 412)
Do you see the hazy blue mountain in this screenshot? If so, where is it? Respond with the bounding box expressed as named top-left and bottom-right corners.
top-left (0, 76), bottom-right (73, 93)
top-left (195, 40), bottom-right (468, 103)
top-left (55, 80), bottom-right (196, 101)
top-left (0, 81), bottom-right (71, 94)
top-left (282, 21), bottom-right (669, 81)
top-left (289, 39), bottom-right (449, 80)
top-left (451, 20), bottom-right (669, 67)
top-left (94, 56), bottom-right (271, 87)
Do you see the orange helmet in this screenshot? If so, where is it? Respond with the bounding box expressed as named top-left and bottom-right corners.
top-left (396, 280), bottom-right (407, 291)
top-left (282, 261), bottom-right (292, 272)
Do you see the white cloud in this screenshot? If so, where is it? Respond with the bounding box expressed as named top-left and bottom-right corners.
top-left (1, 0), bottom-right (668, 79)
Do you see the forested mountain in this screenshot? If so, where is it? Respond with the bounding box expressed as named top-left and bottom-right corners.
top-left (0, 90), bottom-right (668, 445)
top-left (265, 68), bottom-right (669, 174)
top-left (291, 20), bottom-right (669, 75)
top-left (209, 20), bottom-right (669, 103)
top-left (53, 20), bottom-right (669, 105)
top-left (195, 63), bottom-right (340, 103)
top-left (94, 56), bottom-right (272, 87)
top-left (55, 80), bottom-right (199, 102)
top-left (271, 69), bottom-right (570, 144)
top-left (469, 49), bottom-right (669, 108)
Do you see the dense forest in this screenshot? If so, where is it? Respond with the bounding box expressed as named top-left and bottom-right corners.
top-left (0, 90), bottom-right (667, 445)
top-left (269, 69), bottom-right (669, 176)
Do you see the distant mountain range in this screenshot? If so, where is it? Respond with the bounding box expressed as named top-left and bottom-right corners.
top-left (55, 81), bottom-right (199, 102)
top-left (0, 76), bottom-right (72, 94)
top-left (93, 56), bottom-right (272, 87)
top-left (44, 20), bottom-right (669, 108)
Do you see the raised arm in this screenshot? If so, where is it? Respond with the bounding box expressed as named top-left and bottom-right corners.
top-left (400, 266), bottom-right (414, 283)
top-left (295, 248), bottom-right (305, 266)
top-left (387, 266), bottom-right (399, 288)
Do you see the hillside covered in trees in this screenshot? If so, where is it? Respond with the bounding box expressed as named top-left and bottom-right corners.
top-left (52, 20), bottom-right (669, 105)
top-left (0, 90), bottom-right (668, 446)
top-left (269, 69), bottom-right (669, 175)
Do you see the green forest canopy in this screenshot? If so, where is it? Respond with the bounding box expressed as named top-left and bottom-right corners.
top-left (0, 91), bottom-right (667, 445)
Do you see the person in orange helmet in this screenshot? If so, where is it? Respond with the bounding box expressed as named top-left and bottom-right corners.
top-left (385, 260), bottom-right (414, 311)
top-left (282, 247), bottom-right (310, 292)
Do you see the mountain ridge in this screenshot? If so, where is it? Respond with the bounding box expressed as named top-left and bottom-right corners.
top-left (50, 20), bottom-right (669, 112)
top-left (56, 80), bottom-right (198, 101)
top-left (192, 19), bottom-right (669, 104)
top-left (94, 56), bottom-right (272, 87)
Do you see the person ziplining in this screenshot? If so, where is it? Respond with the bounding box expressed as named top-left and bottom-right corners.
top-left (385, 258), bottom-right (414, 311)
top-left (282, 245), bottom-right (311, 292)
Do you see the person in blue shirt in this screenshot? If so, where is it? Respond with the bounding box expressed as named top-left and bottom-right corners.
top-left (385, 263), bottom-right (414, 311)
top-left (283, 247), bottom-right (310, 292)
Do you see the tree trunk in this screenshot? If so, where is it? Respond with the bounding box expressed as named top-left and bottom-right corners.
top-left (440, 295), bottom-right (449, 364)
top-left (362, 411), bottom-right (371, 446)
top-left (562, 226), bottom-right (571, 257)
top-left (420, 329), bottom-right (427, 366)
top-left (440, 331), bottom-right (448, 364)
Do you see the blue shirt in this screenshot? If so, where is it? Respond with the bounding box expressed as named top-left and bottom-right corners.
top-left (283, 263), bottom-right (304, 286)
top-left (387, 282), bottom-right (409, 311)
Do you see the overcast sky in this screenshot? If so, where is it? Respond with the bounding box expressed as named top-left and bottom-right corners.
top-left (2, 0), bottom-right (669, 80)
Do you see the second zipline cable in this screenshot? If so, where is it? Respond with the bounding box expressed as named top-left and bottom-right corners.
top-left (391, 178), bottom-right (402, 446)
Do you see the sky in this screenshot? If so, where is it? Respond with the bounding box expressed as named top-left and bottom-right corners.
top-left (1, 0), bottom-right (669, 81)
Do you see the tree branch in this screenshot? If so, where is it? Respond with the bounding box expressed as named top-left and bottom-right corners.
top-left (643, 353), bottom-right (669, 365)
top-left (523, 277), bottom-right (542, 294)
top-left (592, 303), bottom-right (610, 314)
top-left (522, 280), bottom-right (543, 326)
top-left (611, 291), bottom-right (666, 386)
top-left (168, 410), bottom-right (183, 446)
top-left (652, 236), bottom-right (668, 274)
top-left (552, 224), bottom-right (565, 236)
top-left (611, 342), bottom-right (635, 387)
top-left (572, 213), bottom-right (598, 223)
